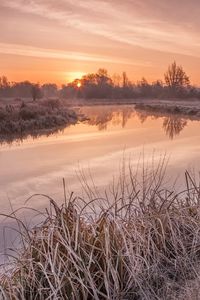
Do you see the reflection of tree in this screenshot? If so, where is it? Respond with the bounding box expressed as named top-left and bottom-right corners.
top-left (163, 116), bottom-right (187, 139)
top-left (80, 106), bottom-right (134, 131)
top-left (0, 125), bottom-right (66, 146)
top-left (136, 111), bottom-right (149, 124)
top-left (84, 110), bottom-right (113, 131)
top-left (122, 109), bottom-right (133, 128)
top-left (135, 108), bottom-right (188, 139)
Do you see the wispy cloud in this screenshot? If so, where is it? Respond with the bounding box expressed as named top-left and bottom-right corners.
top-left (1, 0), bottom-right (200, 58)
top-left (1, 0), bottom-right (200, 83)
top-left (0, 42), bottom-right (151, 67)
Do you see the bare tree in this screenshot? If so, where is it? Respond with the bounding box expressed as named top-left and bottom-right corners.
top-left (164, 62), bottom-right (190, 95)
top-left (31, 84), bottom-right (42, 101)
top-left (112, 73), bottom-right (121, 87)
top-left (122, 72), bottom-right (129, 88)
top-left (0, 76), bottom-right (9, 88)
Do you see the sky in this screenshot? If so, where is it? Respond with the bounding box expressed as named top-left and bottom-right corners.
top-left (1, 0), bottom-right (200, 85)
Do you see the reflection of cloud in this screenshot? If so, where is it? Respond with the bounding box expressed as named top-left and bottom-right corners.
top-left (163, 116), bottom-right (187, 140)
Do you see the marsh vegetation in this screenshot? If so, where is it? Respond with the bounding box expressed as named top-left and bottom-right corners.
top-left (1, 161), bottom-right (200, 299)
top-left (0, 99), bottom-right (80, 143)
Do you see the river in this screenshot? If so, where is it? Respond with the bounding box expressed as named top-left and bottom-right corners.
top-left (0, 104), bottom-right (200, 259)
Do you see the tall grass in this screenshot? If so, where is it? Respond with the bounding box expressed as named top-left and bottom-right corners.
top-left (0, 99), bottom-right (79, 144)
top-left (1, 159), bottom-right (200, 299)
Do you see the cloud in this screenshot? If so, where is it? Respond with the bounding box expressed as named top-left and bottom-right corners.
top-left (0, 42), bottom-right (152, 67)
top-left (1, 0), bottom-right (200, 59)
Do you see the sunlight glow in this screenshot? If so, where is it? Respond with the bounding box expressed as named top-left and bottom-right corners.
top-left (66, 71), bottom-right (86, 83)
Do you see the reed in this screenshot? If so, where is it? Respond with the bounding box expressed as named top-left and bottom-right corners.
top-left (1, 160), bottom-right (200, 299)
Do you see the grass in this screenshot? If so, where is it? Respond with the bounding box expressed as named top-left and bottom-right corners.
top-left (0, 99), bottom-right (79, 144)
top-left (1, 159), bottom-right (200, 299)
top-left (135, 102), bottom-right (200, 118)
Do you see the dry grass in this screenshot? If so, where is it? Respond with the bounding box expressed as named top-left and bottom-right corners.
top-left (1, 160), bottom-right (200, 299)
top-left (0, 99), bottom-right (79, 143)
top-left (135, 102), bottom-right (200, 118)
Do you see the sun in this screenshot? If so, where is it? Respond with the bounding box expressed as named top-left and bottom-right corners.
top-left (77, 82), bottom-right (82, 88)
top-left (66, 71), bottom-right (86, 83)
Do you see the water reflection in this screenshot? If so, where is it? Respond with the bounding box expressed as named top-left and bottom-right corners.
top-left (0, 105), bottom-right (196, 145)
top-left (80, 106), bottom-right (135, 131)
top-left (136, 109), bottom-right (189, 139)
top-left (80, 105), bottom-right (190, 139)
top-left (0, 125), bottom-right (66, 146)
top-left (163, 116), bottom-right (187, 139)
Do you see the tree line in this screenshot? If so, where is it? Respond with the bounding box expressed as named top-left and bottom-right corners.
top-left (0, 62), bottom-right (199, 100)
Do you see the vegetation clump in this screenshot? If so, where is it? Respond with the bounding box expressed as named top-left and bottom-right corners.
top-left (1, 162), bottom-right (200, 299)
top-left (135, 102), bottom-right (200, 117)
top-left (0, 99), bottom-right (79, 143)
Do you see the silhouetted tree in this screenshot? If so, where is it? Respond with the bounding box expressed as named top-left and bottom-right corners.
top-left (12, 81), bottom-right (33, 98)
top-left (164, 62), bottom-right (190, 96)
top-left (79, 69), bottom-right (113, 99)
top-left (112, 73), bottom-right (121, 87)
top-left (31, 84), bottom-right (42, 101)
top-left (151, 80), bottom-right (164, 98)
top-left (121, 72), bottom-right (135, 98)
top-left (0, 62), bottom-right (198, 101)
top-left (138, 78), bottom-right (152, 98)
top-left (122, 72), bottom-right (129, 88)
top-left (42, 83), bottom-right (58, 98)
top-left (0, 76), bottom-right (9, 88)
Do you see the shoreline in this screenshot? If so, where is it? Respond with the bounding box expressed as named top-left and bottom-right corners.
top-left (1, 98), bottom-right (200, 144)
top-left (134, 101), bottom-right (200, 121)
top-left (0, 99), bottom-right (82, 144)
top-left (1, 167), bottom-right (200, 299)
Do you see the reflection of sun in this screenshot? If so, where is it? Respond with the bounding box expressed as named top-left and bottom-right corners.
top-left (77, 82), bottom-right (81, 88)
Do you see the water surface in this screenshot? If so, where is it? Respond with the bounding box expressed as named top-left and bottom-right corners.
top-left (0, 104), bottom-right (200, 215)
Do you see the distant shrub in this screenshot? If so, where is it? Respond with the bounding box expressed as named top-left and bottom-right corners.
top-left (0, 100), bottom-right (78, 142)
top-left (19, 107), bottom-right (38, 120)
top-left (41, 98), bottom-right (62, 110)
top-left (0, 109), bottom-right (8, 120)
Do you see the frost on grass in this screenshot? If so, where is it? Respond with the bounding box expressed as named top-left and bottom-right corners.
top-left (1, 158), bottom-right (200, 299)
top-left (0, 99), bottom-right (79, 144)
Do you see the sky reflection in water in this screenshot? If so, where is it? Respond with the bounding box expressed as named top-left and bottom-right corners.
top-left (0, 104), bottom-right (199, 216)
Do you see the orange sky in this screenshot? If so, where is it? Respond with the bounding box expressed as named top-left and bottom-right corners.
top-left (1, 0), bottom-right (200, 85)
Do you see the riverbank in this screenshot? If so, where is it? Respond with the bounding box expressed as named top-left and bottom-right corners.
top-left (134, 99), bottom-right (200, 120)
top-left (63, 97), bottom-right (200, 108)
top-left (1, 167), bottom-right (200, 299)
top-left (0, 99), bottom-right (82, 144)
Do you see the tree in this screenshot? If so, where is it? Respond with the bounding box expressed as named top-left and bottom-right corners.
top-left (31, 84), bottom-right (42, 101)
top-left (0, 76), bottom-right (9, 88)
top-left (138, 78), bottom-right (152, 98)
top-left (112, 73), bottom-right (121, 87)
top-left (122, 72), bottom-right (129, 88)
top-left (151, 80), bottom-right (164, 98)
top-left (164, 62), bottom-right (190, 96)
top-left (0, 76), bottom-right (10, 97)
top-left (79, 69), bottom-right (113, 99)
top-left (41, 83), bottom-right (58, 98)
